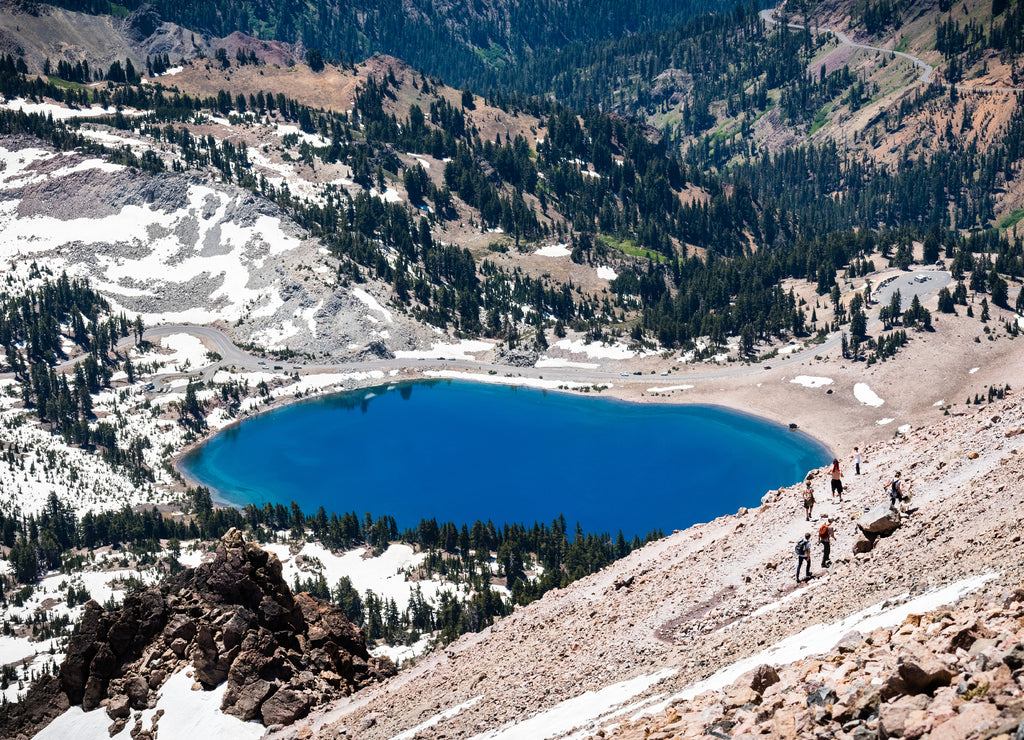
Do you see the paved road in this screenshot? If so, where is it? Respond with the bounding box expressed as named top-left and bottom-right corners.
top-left (760, 8), bottom-right (1024, 94)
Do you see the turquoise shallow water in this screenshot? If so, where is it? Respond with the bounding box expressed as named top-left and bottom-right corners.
top-left (179, 380), bottom-right (832, 537)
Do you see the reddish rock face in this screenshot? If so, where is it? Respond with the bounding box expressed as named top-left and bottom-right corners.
top-left (0, 528), bottom-right (395, 739)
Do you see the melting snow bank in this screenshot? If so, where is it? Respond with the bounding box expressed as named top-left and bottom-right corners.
top-left (535, 358), bottom-right (600, 369)
top-left (551, 338), bottom-right (651, 360)
top-left (392, 696), bottom-right (484, 740)
top-left (260, 542), bottom-right (456, 612)
top-left (647, 385), bottom-right (694, 393)
top-left (854, 382), bottom-right (885, 407)
top-left (790, 376), bottom-right (833, 389)
top-left (351, 287), bottom-right (394, 323)
top-left (535, 244), bottom-right (571, 257)
top-left (644, 573), bottom-right (997, 714)
top-left (423, 370), bottom-right (604, 391)
top-left (465, 670), bottom-right (678, 740)
top-left (395, 340), bottom-right (495, 361)
top-left (34, 668), bottom-right (264, 740)
top-left (596, 266), bottom-right (618, 280)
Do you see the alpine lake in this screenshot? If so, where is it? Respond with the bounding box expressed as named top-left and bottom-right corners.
top-left (179, 380), bottom-right (832, 538)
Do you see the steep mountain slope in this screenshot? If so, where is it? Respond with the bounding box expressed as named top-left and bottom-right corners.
top-left (0, 2), bottom-right (301, 77)
top-left (0, 138), bottom-right (436, 357)
top-left (33, 0), bottom-right (726, 89)
top-left (275, 391), bottom-right (1024, 739)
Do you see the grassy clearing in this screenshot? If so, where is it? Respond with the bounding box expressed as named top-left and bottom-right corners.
top-left (46, 78), bottom-right (87, 91)
top-left (809, 102), bottom-right (834, 135)
top-left (998, 207), bottom-right (1024, 230)
top-left (599, 235), bottom-right (669, 262)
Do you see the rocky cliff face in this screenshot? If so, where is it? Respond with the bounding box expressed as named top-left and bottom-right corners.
top-left (0, 529), bottom-right (394, 740)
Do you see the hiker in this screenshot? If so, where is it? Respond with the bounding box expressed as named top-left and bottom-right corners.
top-left (802, 479), bottom-right (815, 521)
top-left (887, 470), bottom-right (904, 508)
top-left (818, 517), bottom-right (835, 568)
top-left (795, 533), bottom-right (812, 582)
top-left (830, 459), bottom-right (843, 502)
top-left (853, 447), bottom-right (862, 475)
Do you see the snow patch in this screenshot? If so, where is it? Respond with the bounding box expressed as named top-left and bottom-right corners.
top-left (647, 385), bottom-right (694, 393)
top-left (535, 244), bottom-right (570, 257)
top-left (35, 668), bottom-right (264, 740)
top-left (854, 383), bottom-right (884, 407)
top-left (596, 266), bottom-right (618, 280)
top-left (535, 358), bottom-right (600, 370)
top-left (423, 370), bottom-right (602, 392)
top-left (661, 573), bottom-right (996, 707)
top-left (263, 542), bottom-right (455, 611)
top-left (969, 367), bottom-right (980, 374)
top-left (395, 340), bottom-right (495, 362)
top-left (468, 670), bottom-right (677, 740)
top-left (790, 376), bottom-right (833, 389)
top-left (551, 338), bottom-right (648, 360)
top-left (876, 418), bottom-right (895, 425)
top-left (370, 187), bottom-right (403, 203)
top-left (391, 696), bottom-right (484, 740)
top-left (352, 288), bottom-right (393, 323)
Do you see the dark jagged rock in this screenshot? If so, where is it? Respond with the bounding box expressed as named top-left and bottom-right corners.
top-left (0, 529), bottom-right (394, 739)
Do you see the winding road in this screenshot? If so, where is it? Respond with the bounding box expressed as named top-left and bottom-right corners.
top-left (760, 8), bottom-right (1024, 94)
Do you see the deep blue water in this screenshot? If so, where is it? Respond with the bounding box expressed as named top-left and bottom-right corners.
top-left (179, 380), bottom-right (831, 538)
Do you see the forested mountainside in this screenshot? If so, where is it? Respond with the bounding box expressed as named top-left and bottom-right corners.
top-left (39, 0), bottom-right (724, 90)
top-left (2, 2), bottom-right (1024, 359)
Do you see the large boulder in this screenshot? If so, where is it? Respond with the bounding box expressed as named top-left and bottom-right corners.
top-left (858, 503), bottom-right (902, 536)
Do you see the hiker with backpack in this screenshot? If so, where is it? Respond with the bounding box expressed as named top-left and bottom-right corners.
top-left (795, 533), bottom-right (812, 582)
top-left (887, 471), bottom-right (904, 508)
top-left (818, 517), bottom-right (835, 568)
top-left (802, 479), bottom-right (815, 521)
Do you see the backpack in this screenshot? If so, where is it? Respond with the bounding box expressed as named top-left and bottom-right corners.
top-left (890, 478), bottom-right (902, 499)
top-left (795, 539), bottom-right (808, 557)
top-left (818, 523), bottom-right (830, 541)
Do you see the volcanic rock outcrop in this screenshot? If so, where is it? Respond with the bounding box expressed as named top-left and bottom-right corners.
top-left (0, 528), bottom-right (394, 739)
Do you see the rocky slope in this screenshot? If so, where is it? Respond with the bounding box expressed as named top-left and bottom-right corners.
top-left (0, 1), bottom-right (300, 75)
top-left (266, 391), bottom-right (1024, 740)
top-left (0, 528), bottom-right (395, 740)
top-left (0, 135), bottom-right (437, 358)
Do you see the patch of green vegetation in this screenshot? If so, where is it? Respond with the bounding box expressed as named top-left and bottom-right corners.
top-left (598, 235), bottom-right (668, 262)
top-left (895, 36), bottom-right (908, 53)
top-left (808, 102), bottom-right (833, 136)
top-left (46, 78), bottom-right (87, 91)
top-left (999, 207), bottom-right (1024, 230)
top-left (108, 2), bottom-right (130, 18)
top-left (475, 42), bottom-right (508, 68)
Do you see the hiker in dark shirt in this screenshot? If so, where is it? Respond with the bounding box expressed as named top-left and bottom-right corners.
top-left (795, 533), bottom-right (812, 582)
top-left (887, 471), bottom-right (904, 508)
